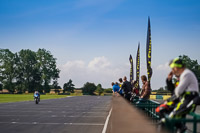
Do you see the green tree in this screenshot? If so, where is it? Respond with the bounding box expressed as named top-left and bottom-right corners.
top-left (96, 84), bottom-right (104, 96)
top-left (63, 79), bottom-right (75, 93)
top-left (18, 49), bottom-right (40, 93)
top-left (0, 48), bottom-right (60, 93)
top-left (179, 55), bottom-right (200, 89)
top-left (14, 53), bottom-right (25, 93)
top-left (104, 88), bottom-right (113, 93)
top-left (37, 49), bottom-right (60, 93)
top-left (0, 49), bottom-right (17, 93)
top-left (52, 80), bottom-right (61, 93)
top-left (82, 82), bottom-right (97, 95)
top-left (157, 87), bottom-right (164, 91)
top-left (0, 83), bottom-right (3, 91)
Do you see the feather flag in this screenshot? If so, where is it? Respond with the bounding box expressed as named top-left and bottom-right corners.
top-left (129, 54), bottom-right (134, 82)
top-left (135, 43), bottom-right (140, 89)
top-left (146, 17), bottom-right (152, 81)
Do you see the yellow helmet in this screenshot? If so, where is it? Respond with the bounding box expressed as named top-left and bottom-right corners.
top-left (169, 58), bottom-right (185, 68)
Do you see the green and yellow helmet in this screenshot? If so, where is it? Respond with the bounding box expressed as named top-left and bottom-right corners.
top-left (169, 58), bottom-right (185, 68)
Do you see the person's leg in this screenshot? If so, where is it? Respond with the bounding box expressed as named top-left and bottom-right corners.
top-left (169, 94), bottom-right (196, 132)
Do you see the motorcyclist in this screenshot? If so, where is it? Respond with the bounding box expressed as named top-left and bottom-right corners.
top-left (167, 58), bottom-right (199, 132)
top-left (34, 91), bottom-right (40, 102)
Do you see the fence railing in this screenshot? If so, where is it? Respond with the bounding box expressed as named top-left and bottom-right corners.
top-left (132, 97), bottom-right (160, 122)
top-left (165, 112), bottom-right (200, 133)
top-left (131, 97), bottom-right (200, 133)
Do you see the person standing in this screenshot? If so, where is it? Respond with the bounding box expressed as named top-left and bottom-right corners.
top-left (140, 75), bottom-right (151, 100)
top-left (118, 78), bottom-right (124, 96)
top-left (121, 76), bottom-right (132, 101)
top-left (132, 80), bottom-right (139, 96)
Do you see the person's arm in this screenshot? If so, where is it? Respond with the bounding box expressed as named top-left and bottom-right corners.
top-left (140, 87), bottom-right (144, 98)
top-left (166, 79), bottom-right (175, 93)
top-left (112, 86), bottom-right (114, 95)
top-left (175, 74), bottom-right (190, 97)
top-left (166, 71), bottom-right (175, 93)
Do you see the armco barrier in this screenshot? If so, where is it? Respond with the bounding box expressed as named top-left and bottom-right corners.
top-left (150, 95), bottom-right (173, 100)
top-left (156, 95), bottom-right (163, 99)
top-left (132, 97), bottom-right (160, 122)
top-left (150, 95), bottom-right (156, 100)
top-left (163, 95), bottom-right (171, 100)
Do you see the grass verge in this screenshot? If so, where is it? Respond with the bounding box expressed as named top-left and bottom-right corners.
top-left (0, 94), bottom-right (68, 103)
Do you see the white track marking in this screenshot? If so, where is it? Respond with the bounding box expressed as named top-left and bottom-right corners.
top-left (102, 108), bottom-right (112, 133)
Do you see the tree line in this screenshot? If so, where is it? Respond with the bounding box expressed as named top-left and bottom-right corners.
top-left (0, 48), bottom-right (60, 93)
top-left (63, 80), bottom-right (105, 96)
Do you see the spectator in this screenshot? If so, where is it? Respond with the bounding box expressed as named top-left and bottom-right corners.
top-left (121, 76), bottom-right (132, 101)
top-left (118, 78), bottom-right (124, 96)
top-left (132, 80), bottom-right (139, 96)
top-left (112, 82), bottom-right (120, 96)
top-left (140, 75), bottom-right (151, 99)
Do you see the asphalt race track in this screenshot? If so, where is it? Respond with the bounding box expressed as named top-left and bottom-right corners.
top-left (0, 96), bottom-right (112, 133)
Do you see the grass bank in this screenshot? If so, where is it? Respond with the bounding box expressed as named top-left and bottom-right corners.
top-left (0, 94), bottom-right (68, 103)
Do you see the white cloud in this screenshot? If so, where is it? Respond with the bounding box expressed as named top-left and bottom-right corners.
top-left (156, 62), bottom-right (170, 71)
top-left (88, 56), bottom-right (111, 71)
top-left (62, 60), bottom-right (85, 70)
top-left (58, 56), bottom-right (129, 88)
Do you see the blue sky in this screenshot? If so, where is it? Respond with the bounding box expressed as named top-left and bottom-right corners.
top-left (0, 0), bottom-right (200, 89)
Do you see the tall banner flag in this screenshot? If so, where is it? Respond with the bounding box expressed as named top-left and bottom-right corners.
top-left (135, 43), bottom-right (140, 89)
top-left (146, 17), bottom-right (152, 81)
top-left (129, 54), bottom-right (134, 82)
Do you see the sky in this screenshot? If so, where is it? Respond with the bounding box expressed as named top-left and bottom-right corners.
top-left (0, 0), bottom-right (200, 89)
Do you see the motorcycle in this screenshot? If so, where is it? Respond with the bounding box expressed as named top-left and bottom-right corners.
top-left (34, 93), bottom-right (40, 104)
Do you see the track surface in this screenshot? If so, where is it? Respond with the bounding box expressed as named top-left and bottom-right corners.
top-left (0, 96), bottom-right (112, 133)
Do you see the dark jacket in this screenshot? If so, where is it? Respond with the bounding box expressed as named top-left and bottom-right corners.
top-left (166, 79), bottom-right (178, 95)
top-left (122, 81), bottom-right (132, 94)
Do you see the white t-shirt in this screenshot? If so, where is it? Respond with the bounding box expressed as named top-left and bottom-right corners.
top-left (175, 68), bottom-right (199, 97)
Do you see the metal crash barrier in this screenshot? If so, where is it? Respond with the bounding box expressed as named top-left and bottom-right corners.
top-left (132, 97), bottom-right (160, 122)
top-left (131, 97), bottom-right (200, 133)
top-left (165, 112), bottom-right (200, 133)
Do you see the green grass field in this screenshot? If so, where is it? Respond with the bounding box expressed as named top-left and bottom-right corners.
top-left (0, 94), bottom-right (68, 103)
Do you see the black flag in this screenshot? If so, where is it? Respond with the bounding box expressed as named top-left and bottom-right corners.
top-left (146, 17), bottom-right (152, 81)
top-left (135, 43), bottom-right (140, 89)
top-left (129, 54), bottom-right (134, 82)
